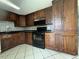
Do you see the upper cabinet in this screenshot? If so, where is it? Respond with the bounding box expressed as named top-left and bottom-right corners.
top-left (33, 10), bottom-right (46, 20)
top-left (26, 13), bottom-right (34, 26)
top-left (63, 0), bottom-right (77, 31)
top-left (7, 7), bottom-right (52, 27)
top-left (7, 12), bottom-right (18, 22)
top-left (44, 7), bottom-right (52, 24)
top-left (15, 15), bottom-right (26, 27)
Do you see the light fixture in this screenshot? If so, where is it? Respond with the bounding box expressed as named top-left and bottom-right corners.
top-left (0, 0), bottom-right (20, 10)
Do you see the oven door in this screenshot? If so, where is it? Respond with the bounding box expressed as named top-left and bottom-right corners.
top-left (32, 31), bottom-right (45, 49)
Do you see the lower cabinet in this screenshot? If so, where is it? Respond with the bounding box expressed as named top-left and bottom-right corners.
top-left (45, 32), bottom-right (77, 55)
top-left (63, 33), bottom-right (77, 55)
top-left (45, 33), bottom-right (55, 50)
top-left (25, 32), bottom-right (32, 45)
top-left (1, 38), bottom-right (11, 52)
top-left (1, 32), bottom-right (25, 52)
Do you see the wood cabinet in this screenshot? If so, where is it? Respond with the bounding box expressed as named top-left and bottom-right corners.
top-left (7, 12), bottom-right (18, 22)
top-left (45, 33), bottom-right (55, 50)
top-left (15, 15), bottom-right (26, 27)
top-left (33, 10), bottom-right (45, 20)
top-left (45, 0), bottom-right (77, 55)
top-left (1, 38), bottom-right (11, 52)
top-left (63, 0), bottom-right (77, 55)
top-left (63, 32), bottom-right (77, 55)
top-left (26, 14), bottom-right (34, 26)
top-left (44, 7), bottom-right (52, 24)
top-left (63, 0), bottom-right (77, 31)
top-left (45, 32), bottom-right (64, 51)
top-left (1, 32), bottom-right (25, 52)
top-left (25, 32), bottom-right (32, 45)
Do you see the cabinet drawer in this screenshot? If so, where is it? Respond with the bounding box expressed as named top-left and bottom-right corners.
top-left (2, 34), bottom-right (12, 39)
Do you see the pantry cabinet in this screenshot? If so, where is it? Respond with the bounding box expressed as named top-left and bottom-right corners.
top-left (45, 0), bottom-right (77, 55)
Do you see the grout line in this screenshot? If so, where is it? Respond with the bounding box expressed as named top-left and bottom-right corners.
top-left (24, 46), bottom-right (26, 59)
top-left (32, 47), bottom-right (35, 59)
top-left (39, 48), bottom-right (46, 59)
top-left (14, 46), bottom-right (21, 59)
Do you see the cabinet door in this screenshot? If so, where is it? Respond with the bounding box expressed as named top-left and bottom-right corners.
top-left (55, 33), bottom-right (64, 51)
top-left (16, 15), bottom-right (26, 27)
top-left (39, 10), bottom-right (45, 18)
top-left (26, 14), bottom-right (34, 26)
top-left (13, 33), bottom-right (25, 45)
top-left (19, 32), bottom-right (25, 44)
top-left (1, 39), bottom-right (10, 52)
top-left (64, 0), bottom-right (77, 31)
top-left (33, 10), bottom-right (45, 20)
top-left (8, 12), bottom-right (18, 22)
top-left (52, 0), bottom-right (63, 31)
top-left (63, 34), bottom-right (77, 55)
top-left (52, 0), bottom-right (64, 51)
top-left (45, 33), bottom-right (55, 50)
top-left (25, 33), bottom-right (32, 45)
top-left (63, 0), bottom-right (77, 55)
top-left (45, 7), bottom-right (52, 24)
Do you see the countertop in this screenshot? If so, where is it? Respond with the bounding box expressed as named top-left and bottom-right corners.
top-left (0, 30), bottom-right (51, 34)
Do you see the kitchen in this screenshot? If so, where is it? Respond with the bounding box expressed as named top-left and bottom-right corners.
top-left (0, 0), bottom-right (78, 59)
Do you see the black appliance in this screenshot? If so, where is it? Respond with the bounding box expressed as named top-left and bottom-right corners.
top-left (34, 20), bottom-right (46, 25)
top-left (32, 27), bottom-right (47, 49)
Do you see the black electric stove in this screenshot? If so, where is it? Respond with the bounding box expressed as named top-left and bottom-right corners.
top-left (32, 27), bottom-right (46, 49)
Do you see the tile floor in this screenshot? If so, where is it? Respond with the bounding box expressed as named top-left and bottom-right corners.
top-left (0, 44), bottom-right (78, 59)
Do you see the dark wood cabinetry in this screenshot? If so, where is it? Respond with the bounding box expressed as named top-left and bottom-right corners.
top-left (1, 32), bottom-right (25, 52)
top-left (1, 38), bottom-right (11, 51)
top-left (44, 7), bottom-right (52, 24)
top-left (45, 0), bottom-right (77, 55)
top-left (45, 32), bottom-right (64, 51)
top-left (7, 12), bottom-right (18, 22)
top-left (7, 7), bottom-right (52, 27)
top-left (63, 0), bottom-right (77, 55)
top-left (26, 14), bottom-right (34, 26)
top-left (25, 32), bottom-right (32, 45)
top-left (63, 32), bottom-right (77, 55)
top-left (1, 0), bottom-right (77, 55)
top-left (33, 10), bottom-right (45, 20)
top-left (15, 15), bottom-right (26, 27)
top-left (45, 33), bottom-right (55, 50)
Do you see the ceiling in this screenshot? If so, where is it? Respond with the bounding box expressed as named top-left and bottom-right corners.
top-left (0, 0), bottom-right (53, 15)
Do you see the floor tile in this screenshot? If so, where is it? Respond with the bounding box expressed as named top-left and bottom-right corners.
top-left (54, 53), bottom-right (75, 59)
top-left (25, 55), bottom-right (34, 59)
top-left (0, 44), bottom-right (78, 59)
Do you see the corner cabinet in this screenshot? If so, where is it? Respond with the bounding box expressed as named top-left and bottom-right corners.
top-left (7, 12), bottom-right (18, 22)
top-left (1, 32), bottom-right (25, 52)
top-left (15, 15), bottom-right (26, 27)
